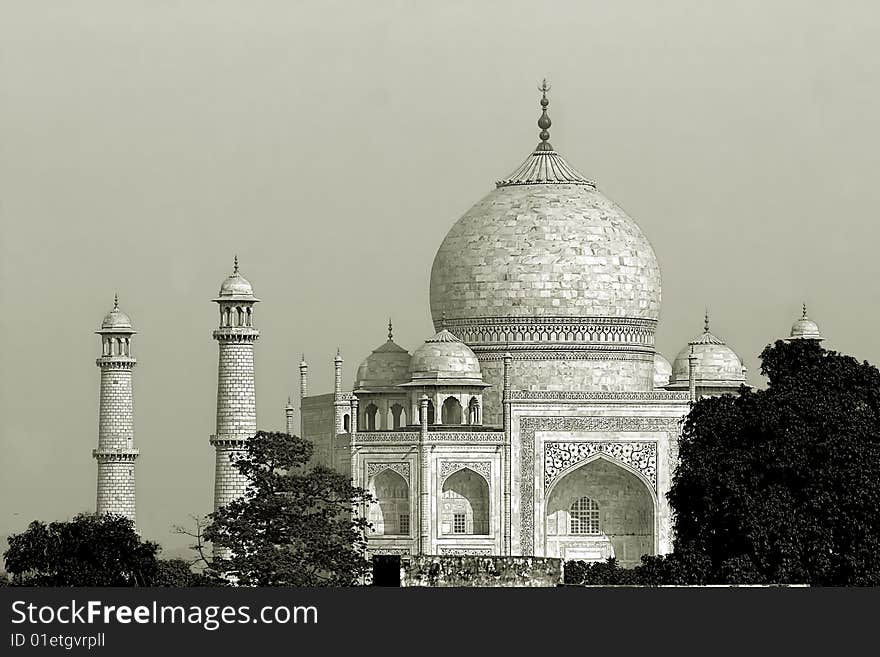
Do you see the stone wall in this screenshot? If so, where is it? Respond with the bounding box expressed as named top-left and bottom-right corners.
top-left (401, 555), bottom-right (562, 587)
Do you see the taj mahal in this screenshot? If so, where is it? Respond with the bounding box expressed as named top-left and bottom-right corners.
top-left (91, 83), bottom-right (825, 567)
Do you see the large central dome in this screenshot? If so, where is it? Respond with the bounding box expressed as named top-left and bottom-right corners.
top-left (430, 182), bottom-right (661, 321)
top-left (427, 83), bottom-right (663, 424)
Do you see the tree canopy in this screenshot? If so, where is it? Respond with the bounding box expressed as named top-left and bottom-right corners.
top-left (668, 338), bottom-right (880, 585)
top-left (203, 431), bottom-right (372, 586)
top-left (3, 513), bottom-right (160, 586)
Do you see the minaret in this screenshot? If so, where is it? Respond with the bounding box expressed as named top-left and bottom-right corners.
top-left (94, 294), bottom-right (139, 525)
top-left (299, 354), bottom-right (308, 437)
top-left (285, 397), bottom-right (295, 436)
top-left (333, 348), bottom-right (347, 431)
top-left (210, 256), bottom-right (260, 515)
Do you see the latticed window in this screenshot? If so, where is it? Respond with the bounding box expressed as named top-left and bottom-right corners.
top-left (399, 513), bottom-right (410, 535)
top-left (453, 513), bottom-right (466, 534)
top-left (569, 497), bottom-right (600, 535)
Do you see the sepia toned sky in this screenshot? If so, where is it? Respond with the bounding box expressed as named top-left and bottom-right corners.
top-left (2, 0), bottom-right (880, 558)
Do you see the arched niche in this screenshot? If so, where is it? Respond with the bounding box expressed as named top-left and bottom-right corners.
top-left (440, 468), bottom-right (489, 535)
top-left (368, 469), bottom-right (410, 536)
top-left (441, 396), bottom-right (463, 424)
top-left (364, 403), bottom-right (379, 431)
top-left (390, 403), bottom-right (405, 429)
top-left (545, 456), bottom-right (655, 567)
top-left (467, 397), bottom-right (480, 425)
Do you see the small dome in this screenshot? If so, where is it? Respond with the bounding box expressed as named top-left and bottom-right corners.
top-left (404, 329), bottom-right (485, 385)
top-left (355, 323), bottom-right (412, 390)
top-left (653, 352), bottom-right (672, 388)
top-left (789, 305), bottom-right (823, 341)
top-left (99, 295), bottom-right (134, 332)
top-left (218, 273), bottom-right (254, 298)
top-left (101, 308), bottom-right (132, 330)
top-left (215, 256), bottom-right (258, 300)
top-left (671, 323), bottom-right (745, 386)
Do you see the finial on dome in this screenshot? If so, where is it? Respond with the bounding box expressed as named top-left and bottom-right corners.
top-left (387, 317), bottom-right (393, 342)
top-left (113, 293), bottom-right (119, 311)
top-left (441, 311), bottom-right (447, 330)
top-left (704, 309), bottom-right (710, 333)
top-left (233, 254), bottom-right (239, 275)
top-left (802, 303), bottom-right (808, 319)
top-left (537, 78), bottom-right (553, 152)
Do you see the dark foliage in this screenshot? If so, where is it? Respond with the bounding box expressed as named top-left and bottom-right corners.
top-left (153, 559), bottom-right (214, 587)
top-left (669, 338), bottom-right (880, 585)
top-left (3, 513), bottom-right (160, 586)
top-left (203, 431), bottom-right (373, 586)
top-left (566, 339), bottom-right (880, 586)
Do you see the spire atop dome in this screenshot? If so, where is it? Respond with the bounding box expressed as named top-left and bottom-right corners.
top-left (802, 302), bottom-right (808, 320)
top-left (690, 310), bottom-right (725, 346)
top-left (388, 317), bottom-right (393, 342)
top-left (113, 293), bottom-right (119, 311)
top-left (537, 79), bottom-right (553, 152)
top-left (495, 81), bottom-right (595, 188)
top-left (233, 254), bottom-right (239, 275)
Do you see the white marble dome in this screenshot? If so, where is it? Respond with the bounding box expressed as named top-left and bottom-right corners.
top-left (789, 305), bottom-right (823, 341)
top-left (430, 182), bottom-right (661, 323)
top-left (101, 307), bottom-right (133, 330)
top-left (216, 257), bottom-right (257, 300)
top-left (407, 329), bottom-right (484, 384)
top-left (218, 273), bottom-right (254, 298)
top-left (354, 338), bottom-right (411, 390)
top-left (99, 296), bottom-right (134, 332)
top-left (671, 329), bottom-right (745, 385)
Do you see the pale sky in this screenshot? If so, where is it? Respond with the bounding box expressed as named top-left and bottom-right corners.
top-left (2, 1), bottom-right (879, 558)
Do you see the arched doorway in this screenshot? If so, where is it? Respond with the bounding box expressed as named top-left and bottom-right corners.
top-left (364, 403), bottom-right (378, 431)
top-left (441, 397), bottom-right (463, 424)
top-left (369, 469), bottom-right (410, 536)
top-left (426, 400), bottom-right (435, 425)
top-left (390, 403), bottom-right (405, 429)
top-left (441, 468), bottom-right (489, 535)
top-left (544, 457), bottom-right (654, 568)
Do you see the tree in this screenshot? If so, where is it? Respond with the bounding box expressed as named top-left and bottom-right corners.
top-left (203, 431), bottom-right (373, 586)
top-left (668, 338), bottom-right (880, 585)
top-left (3, 513), bottom-right (160, 586)
top-left (154, 558), bottom-right (213, 587)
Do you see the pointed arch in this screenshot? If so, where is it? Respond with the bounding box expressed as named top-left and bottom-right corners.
top-left (545, 456), bottom-right (655, 567)
top-left (364, 403), bottom-right (378, 431)
top-left (441, 468), bottom-right (490, 535)
top-left (441, 396), bottom-right (463, 424)
top-left (369, 469), bottom-right (410, 536)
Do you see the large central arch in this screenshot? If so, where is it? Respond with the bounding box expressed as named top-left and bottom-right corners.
top-left (544, 455), bottom-right (655, 567)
